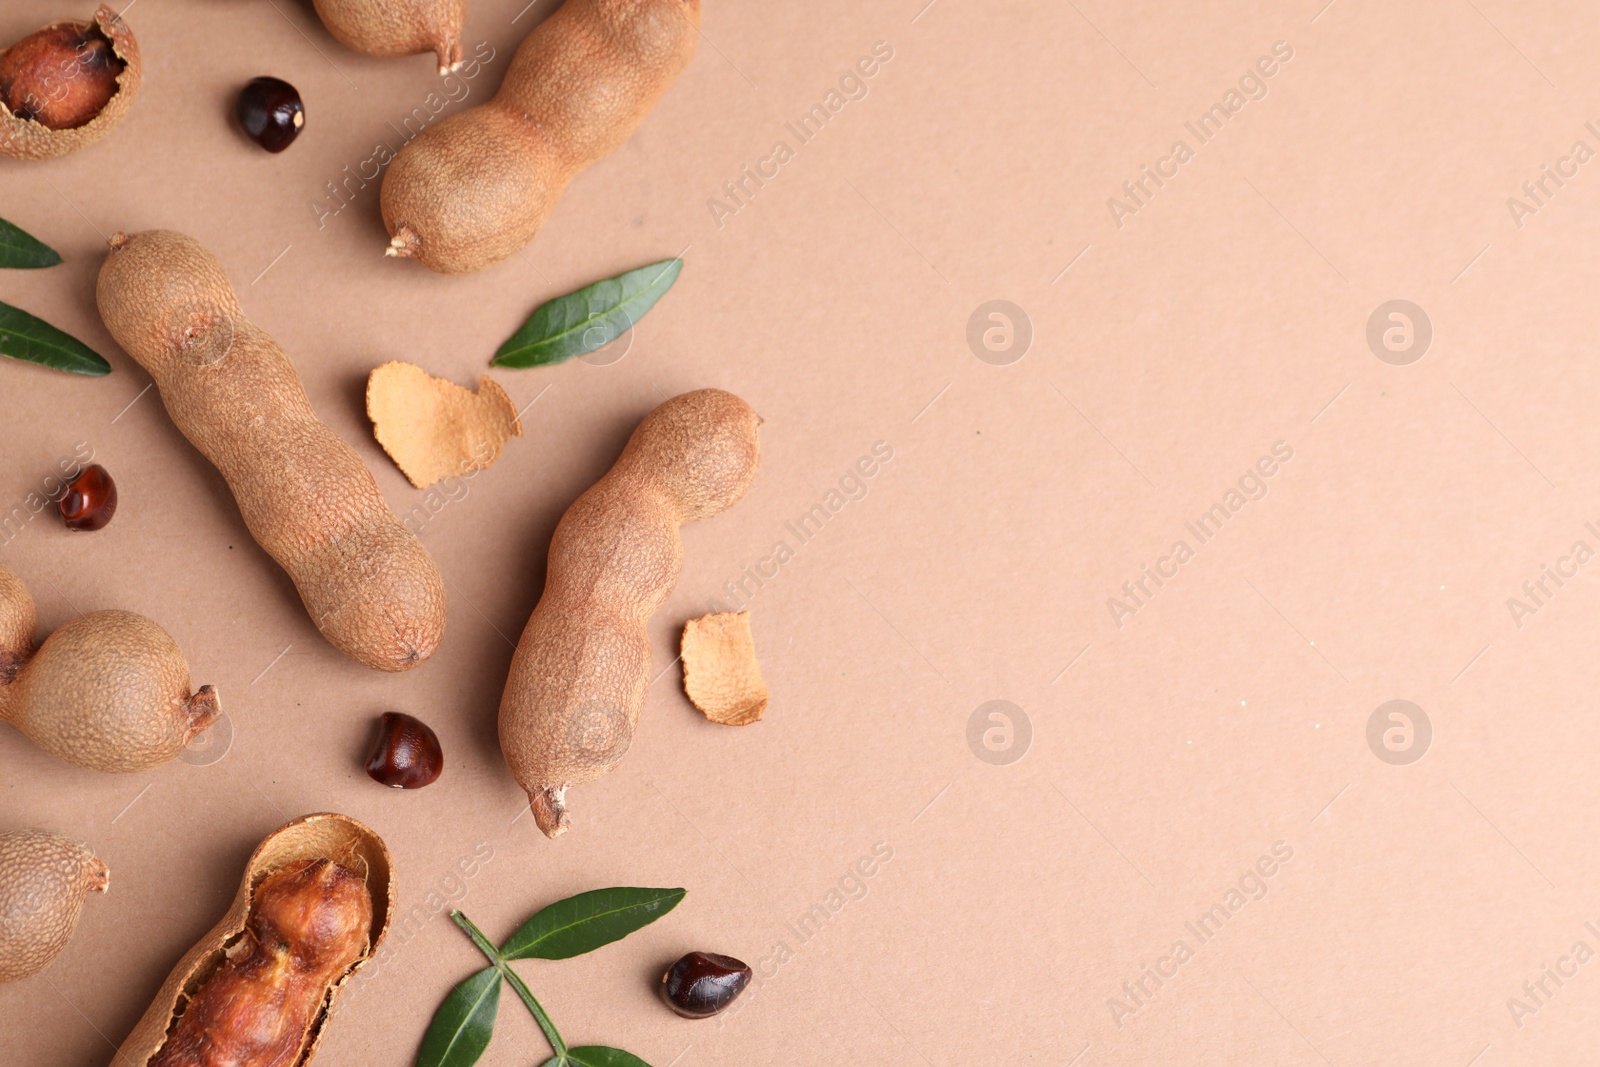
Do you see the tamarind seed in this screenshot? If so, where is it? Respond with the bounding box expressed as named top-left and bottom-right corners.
top-left (660, 952), bottom-right (752, 1019)
top-left (365, 711), bottom-right (443, 788)
top-left (236, 76), bottom-right (303, 152)
top-left (58, 464), bottom-right (117, 531)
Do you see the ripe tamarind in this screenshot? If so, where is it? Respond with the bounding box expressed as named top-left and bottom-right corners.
top-left (310, 0), bottom-right (466, 75)
top-left (96, 230), bottom-right (448, 672)
top-left (0, 564), bottom-right (218, 773)
top-left (0, 5), bottom-right (141, 161)
top-left (499, 389), bottom-right (760, 837)
top-left (381, 0), bottom-right (700, 274)
top-left (0, 829), bottom-right (108, 982)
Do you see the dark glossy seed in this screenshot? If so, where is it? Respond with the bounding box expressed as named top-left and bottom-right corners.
top-left (58, 464), bottom-right (117, 531)
top-left (365, 712), bottom-right (443, 788)
top-left (236, 76), bottom-right (304, 152)
top-left (660, 951), bottom-right (752, 1019)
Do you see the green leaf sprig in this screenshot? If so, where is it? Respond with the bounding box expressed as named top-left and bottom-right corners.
top-left (0, 217), bottom-right (111, 376)
top-left (417, 887), bottom-right (686, 1067)
top-left (492, 258), bottom-right (683, 369)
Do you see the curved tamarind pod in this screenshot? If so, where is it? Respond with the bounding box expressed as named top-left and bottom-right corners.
top-left (500, 389), bottom-right (760, 838)
top-left (381, 0), bottom-right (700, 274)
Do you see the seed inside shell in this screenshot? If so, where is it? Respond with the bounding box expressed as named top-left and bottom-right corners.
top-left (0, 6), bottom-right (143, 161)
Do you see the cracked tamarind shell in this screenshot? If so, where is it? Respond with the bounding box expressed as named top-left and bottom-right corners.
top-left (681, 611), bottom-right (768, 726)
top-left (115, 813), bottom-right (395, 1067)
top-left (0, 5), bottom-right (142, 161)
top-left (0, 829), bottom-right (109, 983)
top-left (311, 0), bottom-right (466, 75)
top-left (366, 361), bottom-right (522, 490)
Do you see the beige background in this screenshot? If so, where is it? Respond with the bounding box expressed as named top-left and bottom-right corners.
top-left (4, 0), bottom-right (1600, 1063)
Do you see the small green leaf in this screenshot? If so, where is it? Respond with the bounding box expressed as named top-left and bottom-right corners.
top-left (567, 1047), bottom-right (653, 1067)
top-left (0, 301), bottom-right (110, 376)
top-left (0, 218), bottom-right (62, 269)
top-left (492, 258), bottom-right (682, 369)
top-left (538, 1059), bottom-right (564, 1067)
top-left (415, 967), bottom-right (502, 1067)
top-left (501, 887), bottom-right (685, 961)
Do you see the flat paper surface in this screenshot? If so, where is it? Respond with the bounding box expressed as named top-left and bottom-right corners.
top-left (3, 2), bottom-right (1597, 1064)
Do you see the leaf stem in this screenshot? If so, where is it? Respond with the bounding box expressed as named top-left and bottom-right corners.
top-left (452, 911), bottom-right (568, 1057)
top-left (499, 957), bottom-right (570, 1058)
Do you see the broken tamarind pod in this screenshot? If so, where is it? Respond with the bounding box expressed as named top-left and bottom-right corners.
top-left (117, 814), bottom-right (394, 1067)
top-left (0, 829), bottom-right (109, 982)
top-left (311, 0), bottom-right (466, 75)
top-left (96, 230), bottom-right (448, 672)
top-left (0, 564), bottom-right (219, 773)
top-left (0, 5), bottom-right (141, 161)
top-left (148, 859), bottom-right (372, 1067)
top-left (499, 389), bottom-right (760, 838)
top-left (380, 0), bottom-right (700, 274)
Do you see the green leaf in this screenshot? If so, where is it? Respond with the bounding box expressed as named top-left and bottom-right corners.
top-left (492, 258), bottom-right (682, 369)
top-left (537, 1053), bottom-right (652, 1067)
top-left (0, 219), bottom-right (61, 269)
top-left (567, 1048), bottom-right (653, 1067)
top-left (0, 301), bottom-right (110, 376)
top-left (415, 967), bottom-right (502, 1067)
top-left (501, 887), bottom-right (685, 961)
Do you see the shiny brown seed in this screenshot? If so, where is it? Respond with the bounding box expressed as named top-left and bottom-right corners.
top-left (0, 21), bottom-right (123, 131)
top-left (660, 951), bottom-right (751, 1019)
top-left (58, 464), bottom-right (117, 531)
top-left (365, 711), bottom-right (442, 788)
top-left (236, 76), bottom-right (303, 152)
